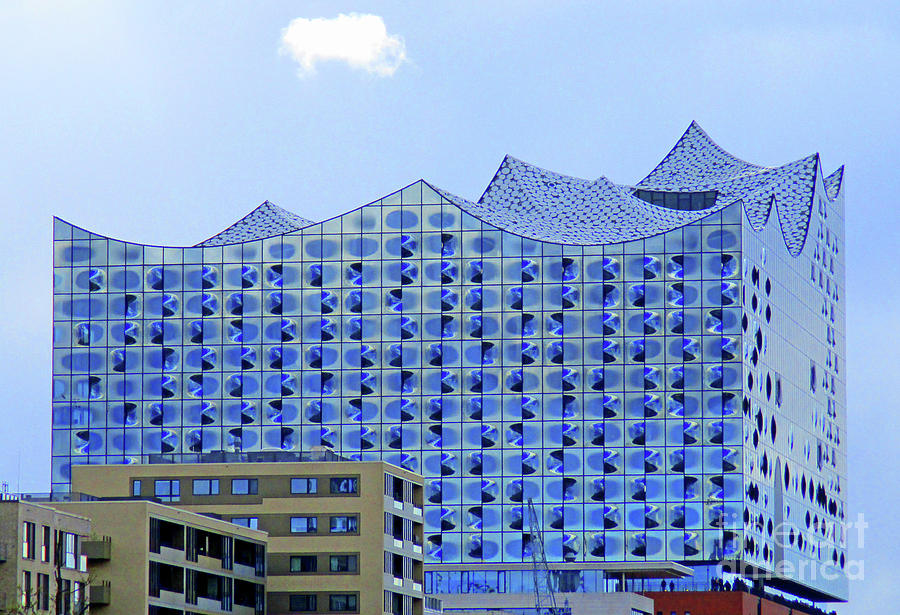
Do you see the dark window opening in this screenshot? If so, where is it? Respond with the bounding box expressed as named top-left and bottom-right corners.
top-left (632, 189), bottom-right (718, 211)
top-left (150, 561), bottom-right (184, 596)
top-left (392, 553), bottom-right (403, 580)
top-left (289, 594), bottom-right (317, 611)
top-left (329, 594), bottom-right (358, 612)
top-left (389, 591), bottom-right (403, 615)
top-left (194, 571), bottom-right (223, 601)
top-left (234, 579), bottom-right (261, 608)
top-left (234, 539), bottom-right (259, 568)
top-left (195, 529), bottom-right (224, 559)
top-left (330, 555), bottom-right (358, 572)
top-left (154, 519), bottom-right (185, 552)
top-left (291, 555), bottom-right (318, 573)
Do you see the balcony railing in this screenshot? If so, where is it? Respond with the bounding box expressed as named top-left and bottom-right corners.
top-left (90, 581), bottom-right (111, 605)
top-left (82, 536), bottom-right (112, 561)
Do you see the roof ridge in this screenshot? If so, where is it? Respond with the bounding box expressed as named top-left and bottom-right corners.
top-left (195, 201), bottom-right (314, 247)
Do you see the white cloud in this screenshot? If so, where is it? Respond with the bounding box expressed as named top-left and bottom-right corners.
top-left (280, 13), bottom-right (408, 77)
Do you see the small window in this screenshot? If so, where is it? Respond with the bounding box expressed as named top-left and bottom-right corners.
top-left (289, 594), bottom-right (318, 612)
top-left (330, 477), bottom-right (358, 494)
top-left (132, 479), bottom-right (142, 497)
top-left (232, 478), bottom-right (258, 495)
top-left (40, 526), bottom-right (51, 562)
top-left (291, 517), bottom-right (318, 534)
top-left (330, 555), bottom-right (358, 572)
top-left (154, 479), bottom-right (180, 502)
top-left (22, 521), bottom-right (35, 559)
top-left (291, 477), bottom-right (318, 494)
top-left (22, 571), bottom-right (32, 607)
top-left (193, 478), bottom-right (220, 496)
top-left (329, 594), bottom-right (358, 612)
top-left (61, 532), bottom-right (77, 569)
top-left (37, 573), bottom-right (50, 610)
top-left (290, 555), bottom-right (318, 573)
top-left (330, 516), bottom-right (358, 534)
top-left (231, 517), bottom-right (259, 530)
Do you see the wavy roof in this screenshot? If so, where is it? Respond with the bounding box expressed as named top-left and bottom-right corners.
top-left (62, 122), bottom-right (842, 255)
top-left (197, 200), bottom-right (314, 246)
top-left (432, 158), bottom-right (717, 245)
top-left (435, 121), bottom-right (841, 254)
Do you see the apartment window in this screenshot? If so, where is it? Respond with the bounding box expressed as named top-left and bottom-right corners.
top-left (291, 477), bottom-right (318, 494)
top-left (329, 593), bottom-right (358, 612)
top-left (154, 479), bottom-right (180, 502)
top-left (386, 591), bottom-right (403, 615)
top-left (231, 517), bottom-right (259, 530)
top-left (37, 573), bottom-right (50, 610)
top-left (290, 516), bottom-right (318, 534)
top-left (21, 571), bottom-right (32, 608)
top-left (61, 532), bottom-right (77, 569)
top-left (329, 555), bottom-right (358, 572)
top-left (232, 478), bottom-right (258, 495)
top-left (149, 561), bottom-right (185, 597)
top-left (41, 525), bottom-right (51, 562)
top-left (74, 582), bottom-right (84, 613)
top-left (22, 521), bottom-right (35, 559)
top-left (193, 478), bottom-right (220, 496)
top-left (329, 516), bottom-right (358, 533)
top-left (390, 475), bottom-right (404, 501)
top-left (330, 477), bottom-right (358, 494)
top-left (132, 479), bottom-right (142, 497)
top-left (60, 579), bottom-right (72, 614)
top-left (290, 555), bottom-right (318, 572)
top-left (289, 594), bottom-right (317, 611)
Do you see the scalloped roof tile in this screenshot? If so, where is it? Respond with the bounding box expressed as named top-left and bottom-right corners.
top-left (196, 201), bottom-right (313, 246)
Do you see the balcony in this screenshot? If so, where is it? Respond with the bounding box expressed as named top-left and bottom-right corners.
top-left (82, 537), bottom-right (112, 561)
top-left (424, 596), bottom-right (443, 615)
top-left (90, 581), bottom-right (111, 605)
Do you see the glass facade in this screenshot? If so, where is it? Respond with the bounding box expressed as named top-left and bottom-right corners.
top-left (50, 123), bottom-right (847, 601)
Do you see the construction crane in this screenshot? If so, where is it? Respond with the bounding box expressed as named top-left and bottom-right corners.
top-left (527, 498), bottom-right (567, 615)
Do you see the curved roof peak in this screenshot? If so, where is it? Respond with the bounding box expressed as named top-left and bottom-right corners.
top-left (196, 200), bottom-right (314, 246)
top-left (638, 121), bottom-right (768, 190)
top-left (825, 166), bottom-right (845, 200)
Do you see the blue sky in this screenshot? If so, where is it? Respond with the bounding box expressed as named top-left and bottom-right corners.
top-left (0, 2), bottom-right (896, 610)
